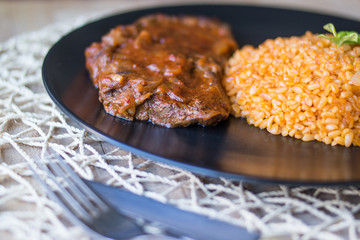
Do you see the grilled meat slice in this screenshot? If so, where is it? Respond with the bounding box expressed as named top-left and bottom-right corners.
top-left (85, 14), bottom-right (237, 127)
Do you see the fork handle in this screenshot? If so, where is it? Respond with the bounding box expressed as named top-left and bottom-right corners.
top-left (85, 180), bottom-right (259, 240)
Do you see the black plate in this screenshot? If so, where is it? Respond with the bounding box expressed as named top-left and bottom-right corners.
top-left (42, 4), bottom-right (360, 185)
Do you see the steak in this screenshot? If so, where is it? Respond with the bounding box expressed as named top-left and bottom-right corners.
top-left (85, 14), bottom-right (237, 127)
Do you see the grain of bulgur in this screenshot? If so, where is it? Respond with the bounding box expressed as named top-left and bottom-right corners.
top-left (223, 32), bottom-right (360, 147)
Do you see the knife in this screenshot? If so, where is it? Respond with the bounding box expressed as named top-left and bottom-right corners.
top-left (85, 180), bottom-right (260, 240)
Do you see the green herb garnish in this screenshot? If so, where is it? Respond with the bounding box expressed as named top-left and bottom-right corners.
top-left (319, 23), bottom-right (360, 47)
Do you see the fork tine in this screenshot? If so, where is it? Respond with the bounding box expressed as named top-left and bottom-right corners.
top-left (52, 153), bottom-right (108, 212)
top-left (35, 157), bottom-right (93, 221)
top-left (31, 151), bottom-right (147, 240)
top-left (47, 157), bottom-right (102, 217)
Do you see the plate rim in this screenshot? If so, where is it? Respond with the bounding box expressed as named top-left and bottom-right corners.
top-left (42, 3), bottom-right (360, 186)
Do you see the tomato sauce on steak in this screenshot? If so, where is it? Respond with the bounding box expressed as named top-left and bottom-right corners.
top-left (85, 14), bottom-right (237, 127)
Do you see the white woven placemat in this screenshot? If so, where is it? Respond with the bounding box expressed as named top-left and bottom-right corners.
top-left (1, 12), bottom-right (360, 240)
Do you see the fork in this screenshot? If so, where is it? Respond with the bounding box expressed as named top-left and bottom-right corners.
top-left (30, 151), bottom-right (261, 240)
top-left (30, 152), bottom-right (154, 240)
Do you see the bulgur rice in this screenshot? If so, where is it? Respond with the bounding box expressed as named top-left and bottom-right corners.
top-left (223, 31), bottom-right (360, 147)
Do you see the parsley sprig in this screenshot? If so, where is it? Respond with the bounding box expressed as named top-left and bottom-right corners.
top-left (319, 23), bottom-right (360, 47)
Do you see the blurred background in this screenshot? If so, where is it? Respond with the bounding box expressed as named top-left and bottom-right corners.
top-left (1, 0), bottom-right (360, 42)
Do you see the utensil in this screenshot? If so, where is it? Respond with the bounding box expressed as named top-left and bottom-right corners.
top-left (30, 152), bottom-right (260, 240)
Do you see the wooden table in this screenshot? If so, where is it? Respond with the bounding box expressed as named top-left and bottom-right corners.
top-left (1, 0), bottom-right (360, 42)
